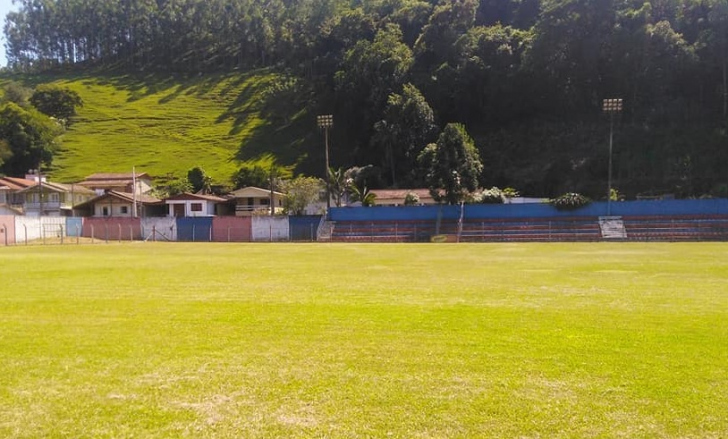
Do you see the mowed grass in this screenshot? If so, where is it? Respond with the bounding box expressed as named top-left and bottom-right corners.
top-left (0, 242), bottom-right (727, 438)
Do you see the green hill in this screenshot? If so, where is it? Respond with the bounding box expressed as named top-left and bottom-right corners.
top-left (1, 70), bottom-right (314, 185)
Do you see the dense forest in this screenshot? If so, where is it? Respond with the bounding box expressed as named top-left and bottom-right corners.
top-left (4, 0), bottom-right (728, 199)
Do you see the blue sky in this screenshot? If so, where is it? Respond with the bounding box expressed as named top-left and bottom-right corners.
top-left (0, 0), bottom-right (16, 67)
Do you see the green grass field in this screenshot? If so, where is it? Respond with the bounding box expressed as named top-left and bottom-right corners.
top-left (1, 243), bottom-right (727, 438)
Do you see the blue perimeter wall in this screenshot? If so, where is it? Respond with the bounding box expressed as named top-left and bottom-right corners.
top-left (330, 199), bottom-right (728, 222)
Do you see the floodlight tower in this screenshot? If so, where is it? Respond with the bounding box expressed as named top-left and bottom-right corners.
top-left (602, 98), bottom-right (623, 215)
top-left (317, 114), bottom-right (334, 217)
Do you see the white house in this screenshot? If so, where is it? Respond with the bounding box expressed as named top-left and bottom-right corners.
top-left (164, 193), bottom-right (227, 217)
top-left (229, 186), bottom-right (285, 216)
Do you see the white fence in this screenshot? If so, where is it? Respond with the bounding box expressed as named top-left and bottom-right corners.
top-left (14, 216), bottom-right (67, 243)
top-left (141, 218), bottom-right (177, 241)
top-left (251, 216), bottom-right (289, 241)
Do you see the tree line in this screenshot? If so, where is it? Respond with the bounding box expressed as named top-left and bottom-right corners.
top-left (5, 0), bottom-right (728, 199)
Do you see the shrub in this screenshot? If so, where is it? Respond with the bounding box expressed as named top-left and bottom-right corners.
top-left (404, 192), bottom-right (420, 206)
top-left (549, 192), bottom-right (591, 210)
top-left (473, 187), bottom-right (504, 204)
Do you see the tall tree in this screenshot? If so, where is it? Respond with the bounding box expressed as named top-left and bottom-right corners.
top-left (30, 84), bottom-right (83, 123)
top-left (335, 23), bottom-right (414, 161)
top-left (0, 103), bottom-right (62, 176)
top-left (371, 83), bottom-right (438, 187)
top-left (418, 123), bottom-right (482, 204)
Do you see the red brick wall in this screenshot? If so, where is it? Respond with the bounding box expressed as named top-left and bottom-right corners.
top-left (83, 218), bottom-right (143, 240)
top-left (212, 217), bottom-right (251, 242)
top-left (0, 216), bottom-right (15, 245)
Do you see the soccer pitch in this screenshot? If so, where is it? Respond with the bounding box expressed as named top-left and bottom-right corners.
top-left (1, 243), bottom-right (726, 438)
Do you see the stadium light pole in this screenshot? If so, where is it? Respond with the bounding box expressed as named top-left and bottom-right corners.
top-left (317, 114), bottom-right (333, 217)
top-left (602, 98), bottom-right (622, 216)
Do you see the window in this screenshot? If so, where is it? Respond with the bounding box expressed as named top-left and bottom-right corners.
top-left (102, 207), bottom-right (109, 216)
top-left (120, 206), bottom-right (129, 214)
top-left (49, 193), bottom-right (59, 202)
top-left (260, 198), bottom-right (270, 205)
top-left (190, 203), bottom-right (203, 212)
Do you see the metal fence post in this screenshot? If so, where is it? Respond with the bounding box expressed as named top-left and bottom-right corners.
top-left (60, 225), bottom-right (64, 245)
top-left (228, 226), bottom-right (231, 243)
top-left (118, 224), bottom-right (122, 243)
top-left (548, 221), bottom-right (552, 241)
top-left (130, 225), bottom-right (134, 241)
top-left (2, 224), bottom-right (6, 247)
top-left (24, 224), bottom-right (28, 245)
top-left (76, 225), bottom-right (80, 244)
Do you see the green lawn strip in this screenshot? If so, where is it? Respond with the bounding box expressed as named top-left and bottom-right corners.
top-left (0, 243), bottom-right (726, 437)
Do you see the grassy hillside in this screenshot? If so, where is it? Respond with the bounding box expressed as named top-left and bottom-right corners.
top-left (1, 70), bottom-right (314, 185)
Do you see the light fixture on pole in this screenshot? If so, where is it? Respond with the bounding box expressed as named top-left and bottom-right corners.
top-left (602, 98), bottom-right (622, 216)
top-left (317, 114), bottom-right (333, 216)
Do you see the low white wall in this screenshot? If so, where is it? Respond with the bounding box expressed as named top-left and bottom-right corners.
top-left (251, 216), bottom-right (289, 242)
top-left (14, 216), bottom-right (66, 243)
top-left (141, 217), bottom-right (178, 241)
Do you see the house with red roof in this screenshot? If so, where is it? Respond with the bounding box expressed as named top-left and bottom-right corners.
top-left (0, 176), bottom-right (37, 212)
top-left (16, 181), bottom-right (96, 216)
top-left (73, 190), bottom-right (166, 217)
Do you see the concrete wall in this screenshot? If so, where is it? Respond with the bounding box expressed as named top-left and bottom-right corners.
top-left (66, 217), bottom-right (83, 237)
top-left (14, 216), bottom-right (66, 243)
top-left (177, 217), bottom-right (213, 242)
top-left (83, 217), bottom-right (142, 241)
top-left (141, 217), bottom-right (177, 241)
top-left (212, 216), bottom-right (252, 242)
top-left (330, 199), bottom-right (728, 222)
top-left (0, 215), bottom-right (15, 245)
top-left (251, 216), bottom-right (289, 241)
top-left (289, 215), bottom-right (321, 241)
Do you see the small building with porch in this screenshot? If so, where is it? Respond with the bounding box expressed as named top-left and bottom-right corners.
top-left (18, 181), bottom-right (96, 216)
top-left (229, 186), bottom-right (285, 216)
top-left (0, 176), bottom-right (37, 213)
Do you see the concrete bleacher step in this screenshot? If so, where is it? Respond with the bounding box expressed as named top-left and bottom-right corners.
top-left (599, 216), bottom-right (627, 239)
